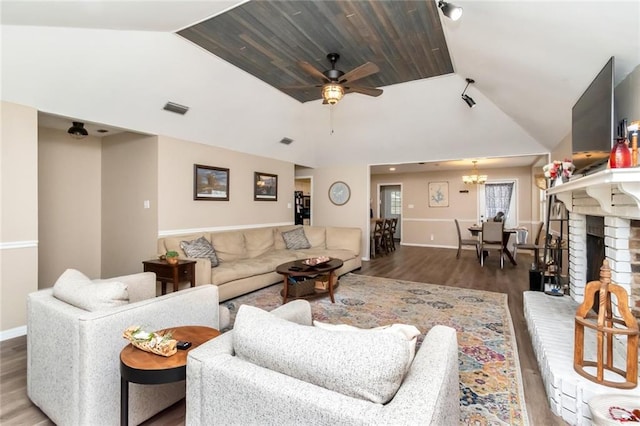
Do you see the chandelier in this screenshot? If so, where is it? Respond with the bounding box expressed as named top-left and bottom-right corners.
top-left (322, 83), bottom-right (344, 105)
top-left (462, 160), bottom-right (488, 185)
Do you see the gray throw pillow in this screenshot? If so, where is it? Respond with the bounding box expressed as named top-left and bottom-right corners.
top-left (181, 236), bottom-right (219, 267)
top-left (281, 227), bottom-right (311, 250)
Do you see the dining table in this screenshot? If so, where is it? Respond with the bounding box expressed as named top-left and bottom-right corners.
top-left (468, 224), bottom-right (519, 266)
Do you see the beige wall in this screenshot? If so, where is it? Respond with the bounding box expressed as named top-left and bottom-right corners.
top-left (157, 136), bottom-right (296, 232)
top-left (1, 102), bottom-right (38, 333)
top-left (371, 166), bottom-right (538, 249)
top-left (296, 164), bottom-right (369, 258)
top-left (38, 128), bottom-right (102, 286)
top-left (101, 133), bottom-right (158, 277)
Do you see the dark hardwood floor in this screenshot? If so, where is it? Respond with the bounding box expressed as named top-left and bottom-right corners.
top-left (0, 245), bottom-right (565, 425)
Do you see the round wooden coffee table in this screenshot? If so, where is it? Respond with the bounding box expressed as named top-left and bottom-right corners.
top-left (119, 325), bottom-right (220, 426)
top-left (276, 258), bottom-right (343, 304)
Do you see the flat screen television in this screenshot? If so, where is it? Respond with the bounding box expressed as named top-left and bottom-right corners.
top-left (571, 56), bottom-right (615, 176)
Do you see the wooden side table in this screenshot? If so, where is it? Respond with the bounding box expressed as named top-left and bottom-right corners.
top-left (119, 325), bottom-right (220, 426)
top-left (142, 259), bottom-right (196, 295)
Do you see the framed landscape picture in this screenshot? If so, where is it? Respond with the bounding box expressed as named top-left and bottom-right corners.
top-left (254, 172), bottom-right (278, 201)
top-left (428, 181), bottom-right (449, 207)
top-left (194, 164), bottom-right (229, 201)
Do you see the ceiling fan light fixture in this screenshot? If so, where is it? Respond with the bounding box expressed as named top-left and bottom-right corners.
top-left (438, 1), bottom-right (463, 21)
top-left (322, 83), bottom-right (344, 105)
top-left (67, 121), bottom-right (88, 139)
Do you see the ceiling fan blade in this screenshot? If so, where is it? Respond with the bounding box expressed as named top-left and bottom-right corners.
top-left (345, 86), bottom-right (383, 97)
top-left (340, 62), bottom-right (379, 83)
top-left (298, 61), bottom-right (330, 82)
top-left (281, 84), bottom-right (323, 90)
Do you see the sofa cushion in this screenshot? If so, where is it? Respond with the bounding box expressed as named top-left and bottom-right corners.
top-left (180, 236), bottom-right (219, 267)
top-left (244, 228), bottom-right (275, 258)
top-left (281, 227), bottom-right (311, 250)
top-left (303, 226), bottom-right (326, 248)
top-left (53, 268), bottom-right (128, 311)
top-left (233, 305), bottom-right (415, 404)
top-left (211, 231), bottom-right (247, 262)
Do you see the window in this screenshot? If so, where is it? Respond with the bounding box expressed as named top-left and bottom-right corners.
top-left (479, 180), bottom-right (517, 229)
top-left (390, 190), bottom-right (401, 215)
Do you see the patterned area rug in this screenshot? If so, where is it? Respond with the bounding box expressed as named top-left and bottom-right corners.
top-left (222, 273), bottom-right (529, 425)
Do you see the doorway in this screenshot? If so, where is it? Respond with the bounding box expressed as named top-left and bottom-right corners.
top-left (379, 184), bottom-right (401, 241)
top-left (295, 177), bottom-right (312, 225)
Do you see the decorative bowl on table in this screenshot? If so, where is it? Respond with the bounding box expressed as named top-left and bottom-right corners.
top-left (302, 256), bottom-right (331, 266)
top-left (588, 394), bottom-right (640, 425)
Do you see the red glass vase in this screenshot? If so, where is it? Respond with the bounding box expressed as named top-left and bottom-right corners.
top-left (609, 138), bottom-right (631, 168)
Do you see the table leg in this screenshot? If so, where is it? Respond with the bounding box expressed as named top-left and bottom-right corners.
top-left (504, 248), bottom-right (517, 266)
top-left (172, 266), bottom-right (179, 293)
top-left (282, 275), bottom-right (289, 304)
top-left (328, 271), bottom-right (335, 303)
top-left (121, 376), bottom-right (129, 426)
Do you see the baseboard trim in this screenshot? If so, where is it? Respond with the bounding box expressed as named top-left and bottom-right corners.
top-left (1, 325), bottom-right (27, 341)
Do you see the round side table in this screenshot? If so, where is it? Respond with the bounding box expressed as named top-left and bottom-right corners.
top-left (119, 325), bottom-right (220, 426)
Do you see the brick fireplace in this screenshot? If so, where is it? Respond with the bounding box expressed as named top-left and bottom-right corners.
top-left (525, 168), bottom-right (640, 425)
top-left (554, 169), bottom-right (640, 315)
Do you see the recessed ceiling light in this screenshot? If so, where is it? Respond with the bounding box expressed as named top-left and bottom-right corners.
top-left (389, 167), bottom-right (396, 171)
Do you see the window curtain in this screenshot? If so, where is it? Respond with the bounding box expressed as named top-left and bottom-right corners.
top-left (485, 183), bottom-right (514, 219)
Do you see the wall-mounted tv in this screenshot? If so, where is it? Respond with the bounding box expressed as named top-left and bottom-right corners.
top-left (571, 56), bottom-right (615, 176)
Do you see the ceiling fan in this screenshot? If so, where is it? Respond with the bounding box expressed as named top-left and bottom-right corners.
top-left (283, 53), bottom-right (383, 105)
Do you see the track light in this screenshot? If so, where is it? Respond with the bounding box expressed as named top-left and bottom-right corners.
top-left (67, 121), bottom-right (88, 139)
top-left (438, 1), bottom-right (463, 21)
top-left (461, 78), bottom-right (476, 108)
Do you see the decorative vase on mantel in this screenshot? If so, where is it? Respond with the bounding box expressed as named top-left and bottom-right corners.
top-left (609, 137), bottom-right (631, 168)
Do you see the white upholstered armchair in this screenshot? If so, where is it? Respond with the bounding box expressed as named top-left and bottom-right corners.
top-left (186, 300), bottom-right (460, 426)
top-left (27, 271), bottom-right (222, 426)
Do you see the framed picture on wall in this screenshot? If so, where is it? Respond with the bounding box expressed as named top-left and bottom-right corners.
top-left (194, 164), bottom-right (229, 201)
top-left (428, 181), bottom-right (449, 207)
top-left (254, 172), bottom-right (278, 201)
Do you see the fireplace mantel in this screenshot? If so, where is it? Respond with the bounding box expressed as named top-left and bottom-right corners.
top-left (548, 168), bottom-right (640, 219)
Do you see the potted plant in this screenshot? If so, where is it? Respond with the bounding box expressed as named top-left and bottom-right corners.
top-left (165, 250), bottom-right (179, 265)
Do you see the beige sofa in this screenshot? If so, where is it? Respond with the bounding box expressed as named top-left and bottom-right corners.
top-left (158, 225), bottom-right (362, 302)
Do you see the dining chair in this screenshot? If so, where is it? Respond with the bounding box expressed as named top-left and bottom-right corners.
top-left (370, 219), bottom-right (385, 258)
top-left (513, 222), bottom-right (544, 266)
top-left (388, 218), bottom-right (398, 251)
top-left (480, 221), bottom-right (505, 268)
top-left (381, 218), bottom-right (393, 254)
top-left (454, 219), bottom-right (479, 259)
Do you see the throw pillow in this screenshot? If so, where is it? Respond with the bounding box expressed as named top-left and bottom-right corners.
top-left (281, 226), bottom-right (311, 250)
top-left (233, 304), bottom-right (414, 404)
top-left (53, 268), bottom-right (129, 312)
top-left (312, 321), bottom-right (420, 361)
top-left (180, 236), bottom-right (219, 267)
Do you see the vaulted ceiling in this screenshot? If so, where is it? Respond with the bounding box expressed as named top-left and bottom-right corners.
top-left (177, 0), bottom-right (453, 103)
top-left (2, 1), bottom-right (639, 170)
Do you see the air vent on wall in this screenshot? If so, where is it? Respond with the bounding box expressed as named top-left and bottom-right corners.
top-left (163, 102), bottom-right (189, 115)
top-left (279, 137), bottom-right (293, 145)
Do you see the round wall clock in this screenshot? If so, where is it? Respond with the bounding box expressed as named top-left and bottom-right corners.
top-left (328, 181), bottom-right (351, 206)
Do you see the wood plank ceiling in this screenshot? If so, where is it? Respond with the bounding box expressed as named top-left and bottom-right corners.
top-left (177, 0), bottom-right (454, 103)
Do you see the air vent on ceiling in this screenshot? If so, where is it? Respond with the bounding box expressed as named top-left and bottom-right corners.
top-left (279, 137), bottom-right (293, 145)
top-left (163, 102), bottom-right (189, 115)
